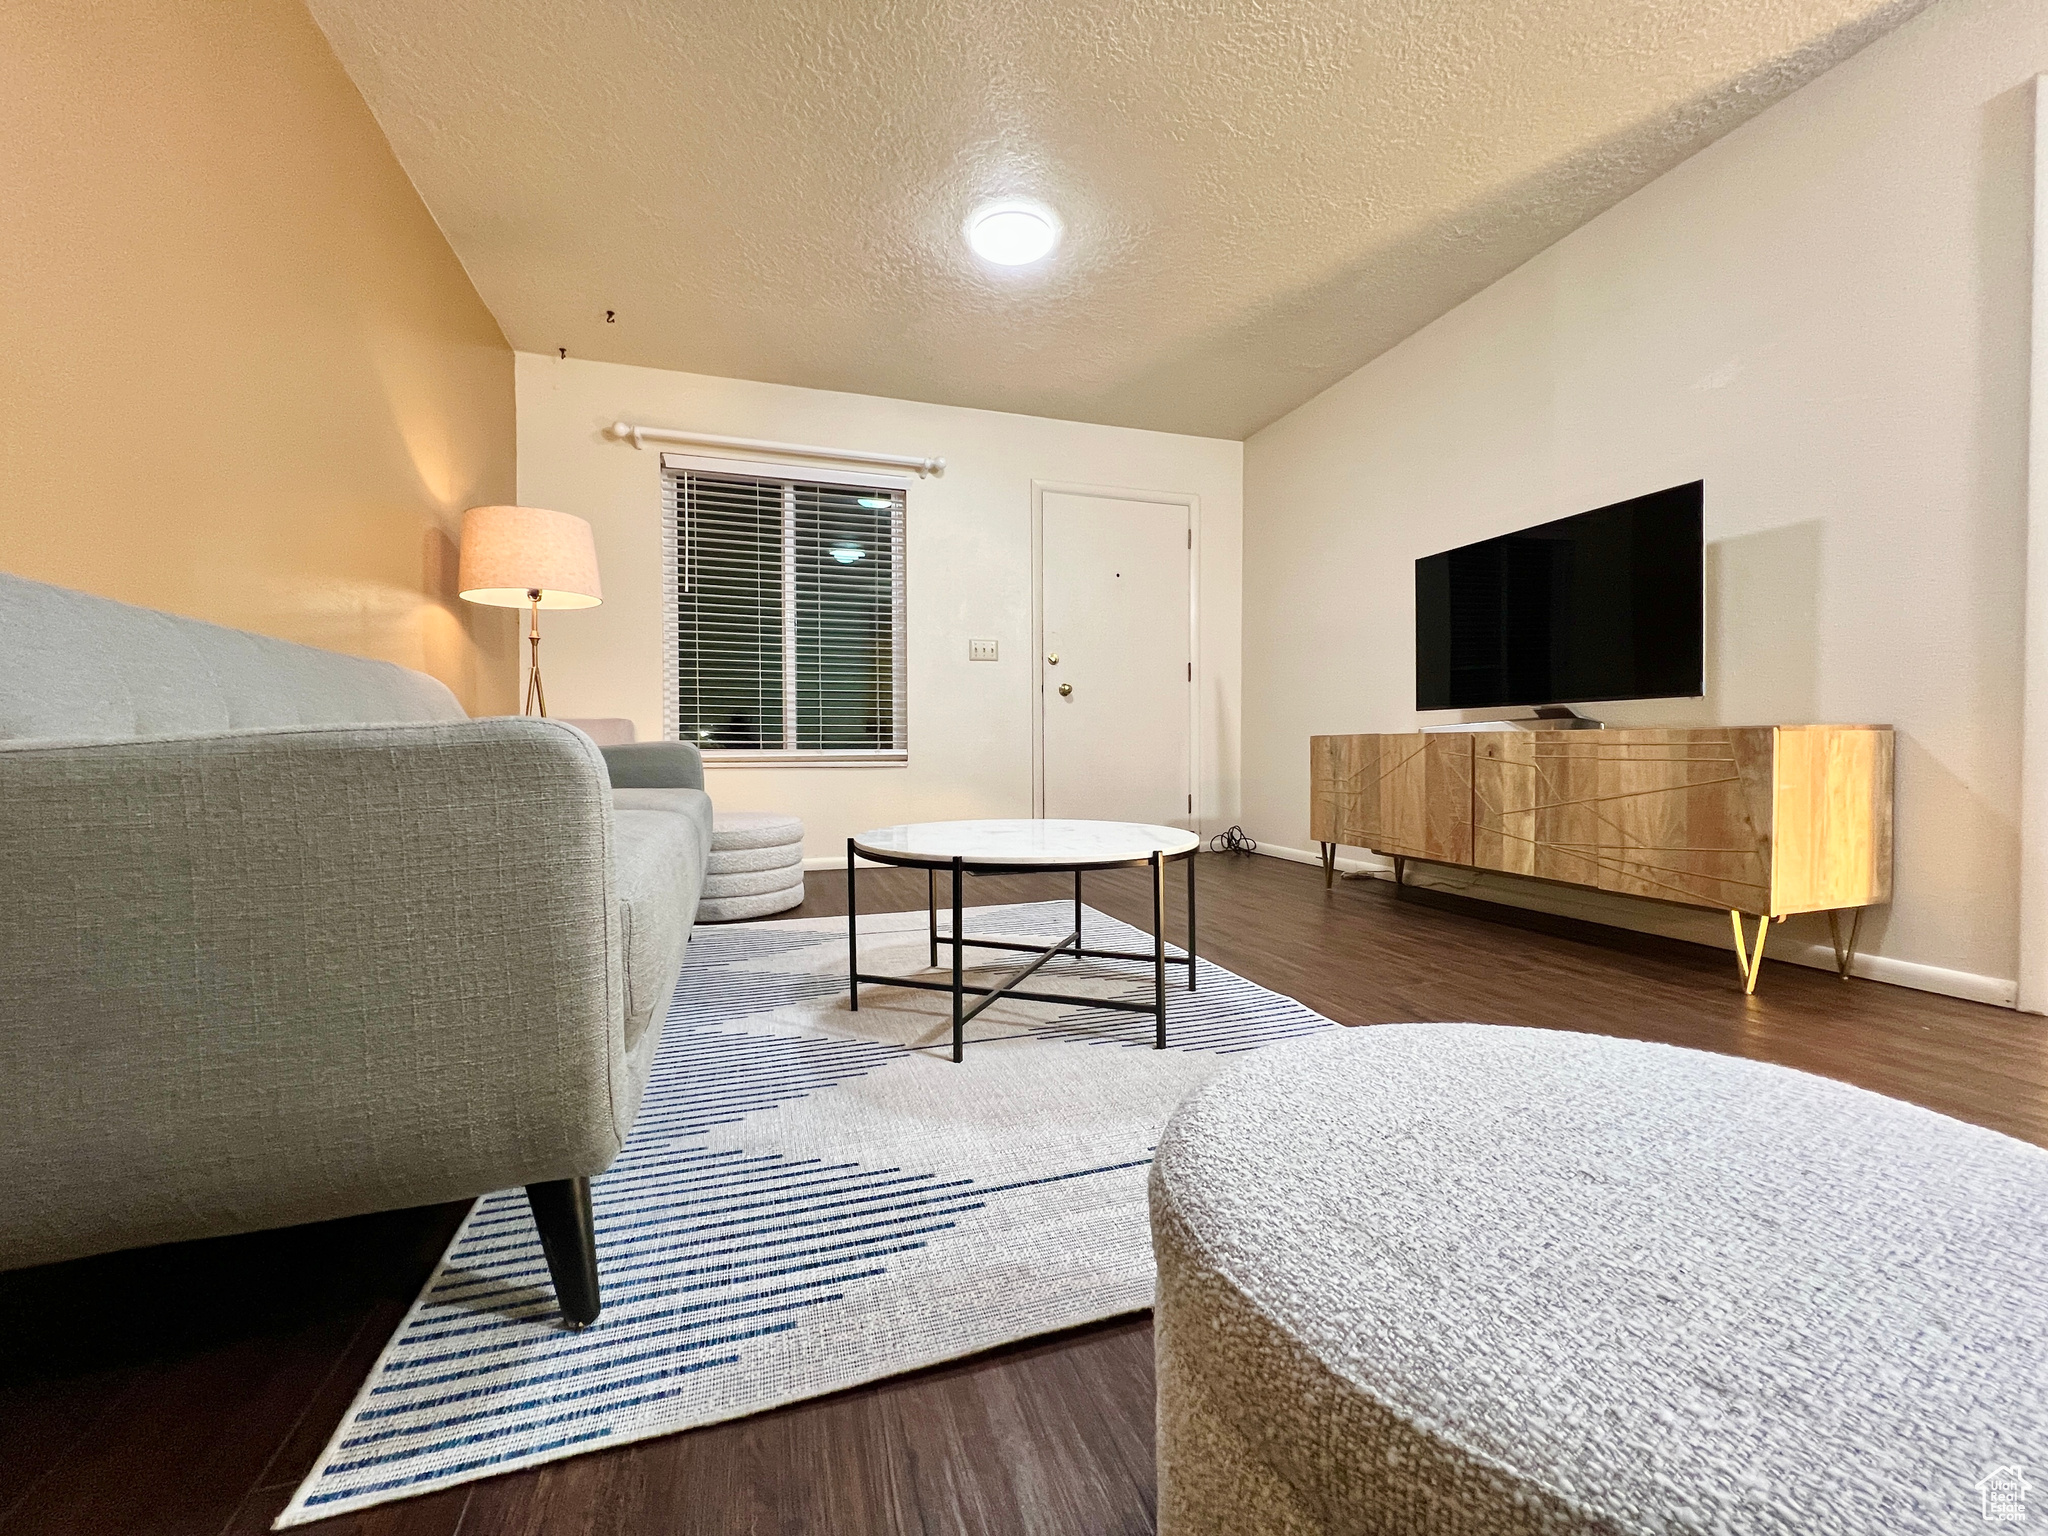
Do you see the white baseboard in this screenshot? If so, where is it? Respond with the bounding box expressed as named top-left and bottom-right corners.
top-left (1253, 843), bottom-right (2017, 1009)
top-left (1823, 952), bottom-right (2017, 1008)
top-left (1257, 841), bottom-right (1389, 877)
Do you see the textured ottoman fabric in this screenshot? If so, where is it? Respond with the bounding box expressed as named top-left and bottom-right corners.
top-left (697, 811), bottom-right (805, 921)
top-left (697, 881), bottom-right (806, 923)
top-left (1151, 1024), bottom-right (2048, 1536)
top-left (703, 865), bottom-right (806, 900)
top-left (711, 811), bottom-right (804, 851)
top-left (706, 843), bottom-right (806, 877)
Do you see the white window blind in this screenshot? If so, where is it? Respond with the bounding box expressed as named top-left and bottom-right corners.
top-left (664, 456), bottom-right (906, 761)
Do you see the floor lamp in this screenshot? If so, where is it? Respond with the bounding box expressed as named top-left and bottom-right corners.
top-left (457, 505), bottom-right (603, 716)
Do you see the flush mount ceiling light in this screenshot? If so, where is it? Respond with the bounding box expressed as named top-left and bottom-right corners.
top-left (966, 201), bottom-right (1061, 266)
top-left (829, 542), bottom-right (867, 564)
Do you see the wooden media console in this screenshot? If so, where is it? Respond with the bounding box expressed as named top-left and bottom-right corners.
top-left (1309, 726), bottom-right (1893, 993)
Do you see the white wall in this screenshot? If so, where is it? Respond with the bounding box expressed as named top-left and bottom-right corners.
top-left (2018, 76), bottom-right (2048, 1012)
top-left (1242, 0), bottom-right (2046, 1004)
top-left (517, 353), bottom-right (1242, 858)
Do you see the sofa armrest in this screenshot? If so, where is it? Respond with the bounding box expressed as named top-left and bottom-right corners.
top-left (0, 717), bottom-right (633, 1270)
top-left (601, 739), bottom-right (705, 790)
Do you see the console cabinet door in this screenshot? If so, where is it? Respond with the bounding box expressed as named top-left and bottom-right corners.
top-left (1589, 730), bottom-right (1774, 912)
top-left (1474, 730), bottom-right (1774, 911)
top-left (1310, 734), bottom-right (1384, 849)
top-left (1310, 733), bottom-right (1470, 861)
top-left (1473, 734), bottom-right (1605, 886)
top-left (1378, 733), bottom-right (1473, 862)
top-left (1473, 734), bottom-right (1538, 877)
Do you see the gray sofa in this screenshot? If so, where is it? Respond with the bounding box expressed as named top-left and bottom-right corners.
top-left (0, 573), bottom-right (709, 1327)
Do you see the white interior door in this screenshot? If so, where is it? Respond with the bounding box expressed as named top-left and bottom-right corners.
top-left (1039, 490), bottom-right (1193, 826)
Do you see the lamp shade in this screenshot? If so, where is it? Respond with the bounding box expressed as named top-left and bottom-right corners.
top-left (457, 505), bottom-right (603, 609)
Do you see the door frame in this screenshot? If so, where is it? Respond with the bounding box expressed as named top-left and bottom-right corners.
top-left (1030, 480), bottom-right (1203, 828)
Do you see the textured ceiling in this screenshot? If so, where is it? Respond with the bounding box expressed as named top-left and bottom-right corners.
top-left (306, 0), bottom-right (1929, 439)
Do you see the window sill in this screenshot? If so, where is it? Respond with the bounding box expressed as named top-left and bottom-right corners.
top-left (700, 750), bottom-right (909, 768)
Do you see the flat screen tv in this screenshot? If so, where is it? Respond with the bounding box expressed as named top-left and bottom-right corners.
top-left (1415, 482), bottom-right (1703, 712)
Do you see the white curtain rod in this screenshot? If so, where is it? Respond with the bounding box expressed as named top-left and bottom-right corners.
top-left (607, 421), bottom-right (945, 478)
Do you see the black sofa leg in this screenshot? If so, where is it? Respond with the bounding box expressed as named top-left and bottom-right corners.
top-left (525, 1176), bottom-right (601, 1329)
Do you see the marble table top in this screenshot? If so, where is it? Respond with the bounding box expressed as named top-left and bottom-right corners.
top-left (850, 818), bottom-right (1202, 867)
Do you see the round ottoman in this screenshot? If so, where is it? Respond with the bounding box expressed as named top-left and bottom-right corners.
top-left (698, 811), bottom-right (804, 921)
top-left (1151, 1024), bottom-right (2048, 1536)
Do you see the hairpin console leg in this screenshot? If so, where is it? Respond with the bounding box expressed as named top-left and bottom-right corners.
top-left (1729, 909), bottom-right (1772, 995)
top-left (1827, 908), bottom-right (1864, 980)
top-left (1320, 842), bottom-right (1336, 888)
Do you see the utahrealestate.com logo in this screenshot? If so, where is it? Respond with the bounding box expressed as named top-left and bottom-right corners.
top-left (1976, 1466), bottom-right (2030, 1525)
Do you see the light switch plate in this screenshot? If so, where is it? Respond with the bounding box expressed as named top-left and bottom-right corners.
top-left (968, 638), bottom-right (999, 662)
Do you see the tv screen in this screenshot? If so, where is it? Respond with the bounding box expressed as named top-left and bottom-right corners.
top-left (1415, 482), bottom-right (1703, 712)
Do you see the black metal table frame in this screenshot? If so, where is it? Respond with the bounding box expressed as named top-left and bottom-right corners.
top-left (846, 840), bottom-right (1198, 1063)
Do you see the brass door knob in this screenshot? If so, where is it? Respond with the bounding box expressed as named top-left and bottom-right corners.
top-left (1058, 682), bottom-right (1073, 697)
top-left (1046, 653), bottom-right (1059, 665)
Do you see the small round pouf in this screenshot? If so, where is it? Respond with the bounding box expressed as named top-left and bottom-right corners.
top-left (698, 811), bottom-right (804, 922)
top-left (1150, 1024), bottom-right (2048, 1536)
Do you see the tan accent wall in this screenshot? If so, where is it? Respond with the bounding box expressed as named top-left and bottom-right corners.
top-left (0, 0), bottom-right (517, 714)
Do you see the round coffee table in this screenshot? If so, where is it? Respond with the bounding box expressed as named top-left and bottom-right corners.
top-left (846, 819), bottom-right (1201, 1062)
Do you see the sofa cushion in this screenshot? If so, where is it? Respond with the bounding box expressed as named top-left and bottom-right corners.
top-left (613, 786), bottom-right (715, 835)
top-left (0, 573), bottom-right (463, 741)
top-left (602, 741), bottom-right (705, 790)
top-left (560, 717), bottom-right (636, 746)
top-left (612, 789), bottom-right (711, 1049)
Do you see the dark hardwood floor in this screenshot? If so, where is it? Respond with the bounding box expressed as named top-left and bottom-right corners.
top-left (5, 852), bottom-right (2044, 1535)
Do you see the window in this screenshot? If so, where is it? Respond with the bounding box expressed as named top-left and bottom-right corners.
top-left (663, 454), bottom-right (907, 762)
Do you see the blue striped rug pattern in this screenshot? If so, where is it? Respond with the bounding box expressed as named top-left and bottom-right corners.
top-left (278, 902), bottom-right (1335, 1526)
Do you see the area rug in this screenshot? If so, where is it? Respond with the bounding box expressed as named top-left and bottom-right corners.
top-left (278, 900), bottom-right (1337, 1526)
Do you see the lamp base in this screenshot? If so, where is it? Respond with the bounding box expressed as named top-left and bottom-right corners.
top-left (524, 590), bottom-right (547, 717)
